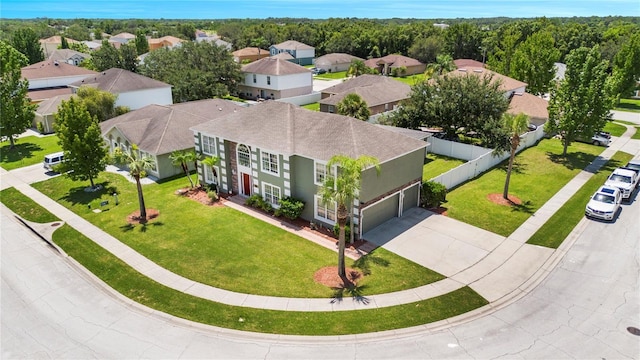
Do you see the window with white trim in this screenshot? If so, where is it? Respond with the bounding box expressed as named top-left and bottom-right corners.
top-left (237, 144), bottom-right (250, 167)
top-left (314, 161), bottom-right (333, 185)
top-left (201, 135), bottom-right (216, 155)
top-left (204, 164), bottom-right (218, 184)
top-left (315, 195), bottom-right (336, 224)
top-left (267, 76), bottom-right (271, 85)
top-left (262, 183), bottom-right (281, 206)
top-left (252, 74), bottom-right (257, 83)
top-left (261, 151), bottom-right (279, 175)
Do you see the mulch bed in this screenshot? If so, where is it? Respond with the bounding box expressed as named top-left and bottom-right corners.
top-left (313, 266), bottom-right (363, 288)
top-left (126, 209), bottom-right (160, 225)
top-left (487, 193), bottom-right (523, 206)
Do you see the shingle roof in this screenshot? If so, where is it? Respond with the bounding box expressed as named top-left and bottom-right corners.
top-left (191, 101), bottom-right (426, 163)
top-left (69, 68), bottom-right (171, 93)
top-left (270, 52), bottom-right (294, 60)
top-left (36, 93), bottom-right (74, 115)
top-left (319, 79), bottom-right (411, 107)
top-left (148, 36), bottom-right (183, 46)
top-left (28, 87), bottom-right (74, 102)
top-left (454, 59), bottom-right (485, 68)
top-left (100, 99), bottom-right (245, 155)
top-left (272, 40), bottom-right (314, 50)
top-left (315, 53), bottom-right (364, 67)
top-left (233, 47), bottom-right (269, 57)
top-left (21, 60), bottom-right (97, 80)
top-left (365, 54), bottom-right (423, 68)
top-left (321, 74), bottom-right (405, 95)
top-left (48, 49), bottom-right (90, 61)
top-left (242, 57), bottom-right (309, 75)
top-left (111, 32), bottom-right (136, 39)
top-left (39, 36), bottom-right (80, 44)
top-left (508, 92), bottom-right (549, 125)
top-left (446, 67), bottom-right (527, 93)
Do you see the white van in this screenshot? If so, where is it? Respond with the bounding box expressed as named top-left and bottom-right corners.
top-left (43, 152), bottom-right (64, 171)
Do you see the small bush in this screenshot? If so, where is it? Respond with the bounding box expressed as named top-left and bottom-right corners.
top-left (36, 122), bottom-right (45, 134)
top-left (207, 190), bottom-right (218, 202)
top-left (333, 219), bottom-right (351, 240)
top-left (245, 194), bottom-right (273, 213)
top-left (274, 196), bottom-right (305, 220)
top-left (421, 181), bottom-right (447, 208)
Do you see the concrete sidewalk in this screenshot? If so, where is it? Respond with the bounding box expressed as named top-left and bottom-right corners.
top-left (1, 123), bottom-right (637, 314)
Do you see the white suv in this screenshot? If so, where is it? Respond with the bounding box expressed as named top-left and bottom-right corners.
top-left (585, 186), bottom-right (622, 221)
top-left (604, 168), bottom-right (638, 201)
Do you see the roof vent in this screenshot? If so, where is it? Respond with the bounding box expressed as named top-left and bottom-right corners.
top-left (53, 61), bottom-right (59, 66)
top-left (103, 72), bottom-right (106, 75)
top-left (458, 68), bottom-right (467, 72)
top-left (473, 69), bottom-right (483, 73)
top-left (218, 107), bottom-right (222, 111)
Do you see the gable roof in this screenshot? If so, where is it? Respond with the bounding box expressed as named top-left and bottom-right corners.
top-left (233, 47), bottom-right (269, 57)
top-left (69, 68), bottom-right (171, 93)
top-left (446, 67), bottom-right (527, 93)
top-left (191, 101), bottom-right (426, 163)
top-left (319, 78), bottom-right (411, 107)
top-left (272, 40), bottom-right (314, 50)
top-left (270, 52), bottom-right (294, 60)
top-left (21, 60), bottom-right (97, 80)
top-left (48, 49), bottom-right (90, 61)
top-left (39, 35), bottom-right (80, 44)
top-left (508, 92), bottom-right (549, 125)
top-left (365, 54), bottom-right (423, 68)
top-left (315, 53), bottom-right (363, 66)
top-left (36, 93), bottom-right (74, 115)
top-left (111, 32), bottom-right (136, 40)
top-left (100, 99), bottom-right (245, 155)
top-left (454, 59), bottom-right (485, 68)
top-left (242, 57), bottom-right (310, 76)
top-left (148, 36), bottom-right (183, 47)
top-left (321, 74), bottom-right (403, 95)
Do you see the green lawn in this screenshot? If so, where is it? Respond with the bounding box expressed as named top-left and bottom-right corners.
top-left (31, 172), bottom-right (443, 298)
top-left (423, 153), bottom-right (466, 181)
top-left (615, 98), bottom-right (640, 113)
top-left (392, 74), bottom-right (426, 86)
top-left (528, 151), bottom-right (633, 248)
top-left (303, 102), bottom-right (320, 111)
top-left (444, 138), bottom-right (604, 236)
top-left (0, 187), bottom-right (61, 222)
top-left (315, 71), bottom-right (347, 79)
top-left (3, 181), bottom-right (488, 336)
top-left (633, 127), bottom-right (640, 140)
top-left (0, 135), bottom-right (61, 170)
top-left (603, 121), bottom-right (627, 137)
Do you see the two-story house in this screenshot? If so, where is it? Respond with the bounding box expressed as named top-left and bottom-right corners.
top-left (190, 101), bottom-right (428, 237)
top-left (22, 60), bottom-right (97, 103)
top-left (269, 40), bottom-right (315, 66)
top-left (238, 57), bottom-right (312, 100)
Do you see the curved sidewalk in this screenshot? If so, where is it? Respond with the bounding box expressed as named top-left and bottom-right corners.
top-left (0, 124), bottom-right (637, 313)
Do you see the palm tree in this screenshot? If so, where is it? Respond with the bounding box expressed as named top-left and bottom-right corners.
top-left (347, 59), bottom-right (369, 78)
top-left (502, 113), bottom-right (530, 200)
top-left (318, 155), bottom-right (380, 278)
top-left (112, 144), bottom-right (155, 222)
top-left (425, 54), bottom-right (455, 79)
top-left (337, 93), bottom-right (371, 121)
top-left (202, 155), bottom-right (220, 187)
top-left (169, 150), bottom-right (195, 188)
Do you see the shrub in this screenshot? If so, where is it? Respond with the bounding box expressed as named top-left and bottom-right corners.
top-left (207, 190), bottom-right (218, 202)
top-left (245, 194), bottom-right (273, 213)
top-left (333, 219), bottom-right (351, 240)
top-left (274, 196), bottom-right (305, 220)
top-left (36, 122), bottom-right (45, 134)
top-left (421, 181), bottom-right (447, 208)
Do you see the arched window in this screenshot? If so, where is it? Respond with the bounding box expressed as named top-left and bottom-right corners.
top-left (237, 144), bottom-right (250, 168)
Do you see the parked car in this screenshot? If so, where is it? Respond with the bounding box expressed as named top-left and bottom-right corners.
top-left (622, 159), bottom-right (640, 186)
top-left (311, 67), bottom-right (326, 75)
top-left (604, 167), bottom-right (638, 201)
top-left (577, 131), bottom-right (611, 146)
top-left (43, 151), bottom-right (64, 172)
top-left (585, 186), bottom-right (622, 221)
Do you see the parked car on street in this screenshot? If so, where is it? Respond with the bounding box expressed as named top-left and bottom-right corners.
top-left (604, 167), bottom-right (638, 201)
top-left (585, 186), bottom-right (622, 221)
top-left (577, 131), bottom-right (611, 146)
top-left (622, 159), bottom-right (640, 186)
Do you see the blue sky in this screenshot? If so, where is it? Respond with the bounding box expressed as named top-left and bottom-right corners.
top-left (2, 0), bottom-right (639, 19)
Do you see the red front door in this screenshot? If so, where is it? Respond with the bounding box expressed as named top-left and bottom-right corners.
top-left (242, 173), bottom-right (251, 196)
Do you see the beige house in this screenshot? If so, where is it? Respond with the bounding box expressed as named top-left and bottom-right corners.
top-left (33, 94), bottom-right (74, 133)
top-left (148, 36), bottom-right (183, 51)
top-left (364, 54), bottom-right (426, 76)
top-left (232, 47), bottom-right (270, 63)
top-left (48, 49), bottom-right (91, 66)
top-left (314, 53), bottom-right (364, 73)
top-left (39, 35), bottom-right (80, 57)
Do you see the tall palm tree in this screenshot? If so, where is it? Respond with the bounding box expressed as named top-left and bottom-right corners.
top-left (502, 113), bottom-right (530, 200)
top-left (337, 93), bottom-right (371, 121)
top-left (169, 150), bottom-right (195, 188)
top-left (112, 144), bottom-right (155, 222)
top-left (318, 155), bottom-right (380, 278)
top-left (202, 155), bottom-right (220, 187)
top-left (425, 54), bottom-right (455, 79)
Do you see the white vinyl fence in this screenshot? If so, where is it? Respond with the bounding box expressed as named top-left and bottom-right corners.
top-left (276, 92), bottom-right (322, 106)
top-left (429, 126), bottom-right (545, 189)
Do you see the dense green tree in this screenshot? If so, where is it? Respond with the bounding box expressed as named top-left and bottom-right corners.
top-left (347, 59), bottom-right (370, 77)
top-left (112, 144), bottom-right (155, 222)
top-left (545, 46), bottom-right (613, 156)
top-left (64, 24), bottom-right (91, 41)
top-left (68, 42), bottom-right (91, 54)
top-left (54, 97), bottom-right (108, 189)
top-left (139, 41), bottom-right (243, 103)
top-left (392, 72), bottom-right (509, 147)
top-left (336, 93), bottom-right (370, 121)
top-left (501, 113), bottom-right (530, 200)
top-left (9, 28), bottom-right (44, 64)
top-left (424, 54), bottom-right (455, 79)
top-left (408, 35), bottom-right (443, 64)
top-left (444, 23), bottom-right (484, 60)
top-left (135, 31), bottom-right (149, 55)
top-left (487, 26), bottom-right (521, 75)
top-left (317, 155), bottom-right (379, 278)
top-left (119, 43), bottom-right (139, 72)
top-left (510, 31), bottom-right (560, 95)
top-left (76, 87), bottom-right (118, 122)
top-left (610, 32), bottom-right (640, 99)
top-left (92, 40), bottom-right (121, 71)
top-left (0, 41), bottom-right (36, 150)
top-left (60, 35), bottom-right (69, 49)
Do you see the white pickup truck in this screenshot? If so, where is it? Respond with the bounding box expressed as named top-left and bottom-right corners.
top-left (604, 167), bottom-right (638, 201)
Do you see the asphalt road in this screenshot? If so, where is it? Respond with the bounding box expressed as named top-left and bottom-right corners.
top-left (2, 184), bottom-right (638, 359)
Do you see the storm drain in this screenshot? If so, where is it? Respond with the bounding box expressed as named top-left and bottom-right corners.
top-left (627, 327), bottom-right (640, 336)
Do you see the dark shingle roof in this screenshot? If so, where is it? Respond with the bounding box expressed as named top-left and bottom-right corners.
top-left (36, 94), bottom-right (74, 115)
top-left (272, 40), bottom-right (314, 50)
top-left (100, 99), bottom-right (244, 155)
top-left (320, 75), bottom-right (411, 107)
top-left (242, 57), bottom-right (310, 75)
top-left (191, 101), bottom-right (426, 163)
top-left (70, 68), bottom-right (171, 93)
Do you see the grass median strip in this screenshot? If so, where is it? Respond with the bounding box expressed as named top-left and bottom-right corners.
top-left (1, 188), bottom-right (488, 335)
top-left (0, 187), bottom-right (60, 222)
top-left (527, 151), bottom-right (633, 248)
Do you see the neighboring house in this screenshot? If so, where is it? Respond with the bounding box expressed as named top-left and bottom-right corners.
top-left (39, 35), bottom-right (80, 57)
top-left (100, 99), bottom-right (245, 179)
top-left (315, 53), bottom-right (364, 73)
top-left (269, 40), bottom-right (315, 66)
top-left (364, 54), bottom-right (426, 76)
top-left (22, 60), bottom-right (97, 102)
top-left (238, 57), bottom-right (312, 100)
top-left (69, 68), bottom-right (173, 110)
top-left (233, 47), bottom-right (270, 63)
top-left (194, 33), bottom-right (232, 50)
top-left (508, 92), bottom-right (549, 127)
top-left (270, 52), bottom-right (294, 61)
top-left (454, 58), bottom-right (485, 69)
top-left (33, 93), bottom-right (74, 133)
top-left (448, 66), bottom-right (527, 98)
top-left (110, 32), bottom-right (136, 43)
top-left (48, 49), bottom-right (90, 66)
top-left (148, 36), bottom-right (183, 51)
top-left (319, 74), bottom-right (411, 116)
top-left (190, 101), bottom-right (427, 236)
top-left (82, 40), bottom-right (103, 51)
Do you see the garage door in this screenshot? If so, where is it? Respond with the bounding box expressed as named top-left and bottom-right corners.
top-left (361, 193), bottom-right (400, 234)
top-left (402, 185), bottom-right (419, 213)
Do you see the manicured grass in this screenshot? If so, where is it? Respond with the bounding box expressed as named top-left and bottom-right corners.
top-left (0, 135), bottom-right (61, 170)
top-left (444, 138), bottom-right (604, 237)
top-left (603, 121), bottom-right (627, 137)
top-left (315, 71), bottom-right (347, 79)
top-left (32, 172), bottom-right (443, 298)
top-left (615, 98), bottom-right (640, 113)
top-left (392, 74), bottom-right (426, 86)
top-left (0, 187), bottom-right (60, 223)
top-left (3, 181), bottom-right (488, 335)
top-left (423, 153), bottom-right (466, 181)
top-left (633, 127), bottom-right (640, 140)
top-left (527, 151), bottom-right (633, 248)
top-left (303, 102), bottom-right (320, 111)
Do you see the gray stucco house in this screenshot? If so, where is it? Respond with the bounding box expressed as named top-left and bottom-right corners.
top-left (190, 101), bottom-right (427, 237)
top-left (269, 40), bottom-right (315, 66)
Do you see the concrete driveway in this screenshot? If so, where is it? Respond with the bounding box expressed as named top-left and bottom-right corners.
top-left (363, 207), bottom-right (506, 278)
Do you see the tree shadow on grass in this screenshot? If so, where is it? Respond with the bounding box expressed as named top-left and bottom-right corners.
top-left (510, 200), bottom-right (535, 214)
top-left (0, 142), bottom-right (43, 164)
top-left (331, 281), bottom-right (370, 305)
top-left (352, 252), bottom-right (390, 276)
top-left (497, 159), bottom-right (528, 175)
top-left (60, 181), bottom-right (113, 206)
top-left (547, 151), bottom-right (597, 171)
top-left (119, 221), bottom-right (164, 233)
